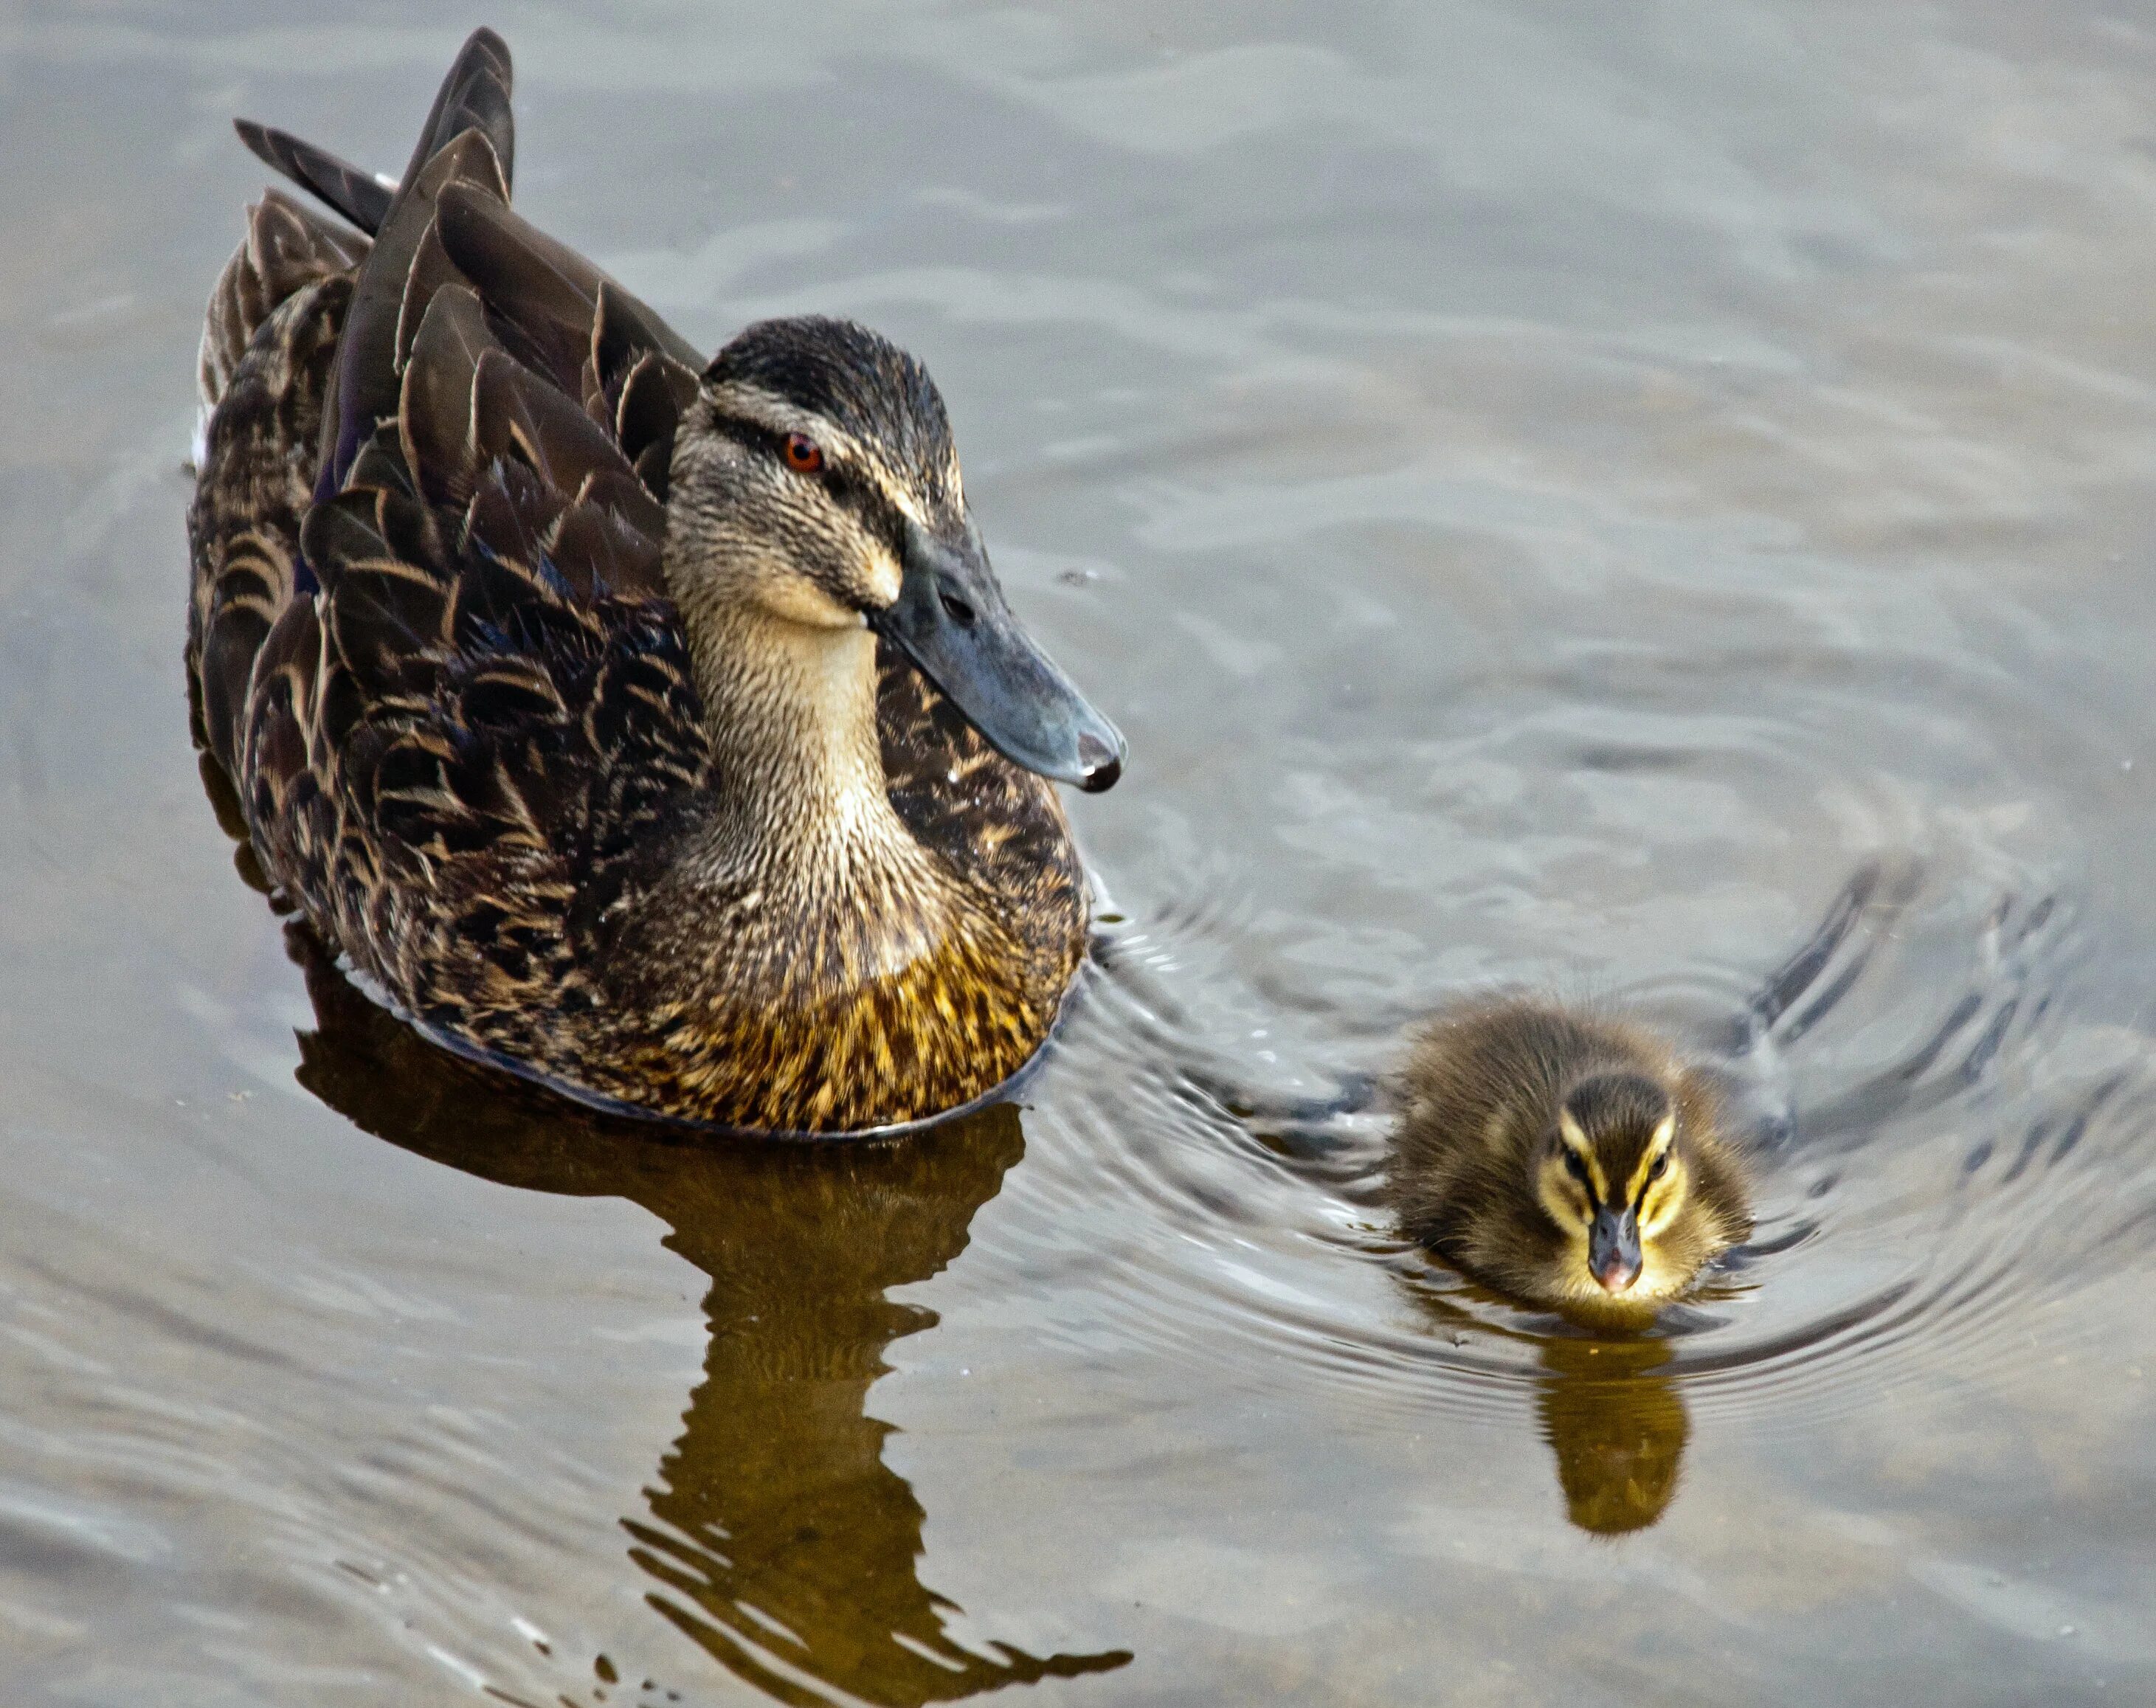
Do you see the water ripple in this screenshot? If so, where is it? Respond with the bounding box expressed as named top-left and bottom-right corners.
top-left (1001, 854), bottom-right (2153, 1472)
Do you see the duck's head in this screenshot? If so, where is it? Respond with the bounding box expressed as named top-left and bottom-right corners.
top-left (1533, 1071), bottom-right (1696, 1307)
top-left (666, 314), bottom-right (1123, 792)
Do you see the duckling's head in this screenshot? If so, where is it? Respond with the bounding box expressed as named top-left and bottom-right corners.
top-left (666, 314), bottom-right (1122, 790)
top-left (1535, 1071), bottom-right (1693, 1307)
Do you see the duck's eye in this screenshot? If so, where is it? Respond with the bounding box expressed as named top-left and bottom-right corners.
top-left (781, 432), bottom-right (824, 474)
top-left (1563, 1150), bottom-right (1592, 1188)
top-left (1647, 1153), bottom-right (1670, 1182)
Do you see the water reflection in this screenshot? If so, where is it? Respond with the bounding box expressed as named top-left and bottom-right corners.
top-left (1397, 1279), bottom-right (1693, 1536)
top-left (1534, 1338), bottom-right (1686, 1536)
top-left (284, 925), bottom-right (1133, 1704)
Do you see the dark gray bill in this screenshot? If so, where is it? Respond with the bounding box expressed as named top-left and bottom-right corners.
top-left (1588, 1204), bottom-right (1643, 1293)
top-left (872, 519), bottom-right (1124, 791)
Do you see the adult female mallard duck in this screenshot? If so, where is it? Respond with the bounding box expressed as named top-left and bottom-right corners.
top-left (1387, 998), bottom-right (1752, 1323)
top-left (187, 30), bottom-right (1124, 1135)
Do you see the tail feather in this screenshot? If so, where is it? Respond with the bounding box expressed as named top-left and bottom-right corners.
top-left (393, 27), bottom-right (514, 209)
top-left (230, 27), bottom-right (511, 242)
top-left (234, 119), bottom-right (394, 237)
top-left (316, 128), bottom-right (509, 518)
top-left (313, 30), bottom-right (515, 511)
top-left (224, 29), bottom-right (521, 544)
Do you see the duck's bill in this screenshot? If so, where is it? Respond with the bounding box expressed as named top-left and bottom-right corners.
top-left (873, 520), bottom-right (1124, 792)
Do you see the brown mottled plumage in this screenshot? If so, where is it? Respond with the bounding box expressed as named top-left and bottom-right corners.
top-left (1387, 998), bottom-right (1752, 1323)
top-left (187, 32), bottom-right (1122, 1135)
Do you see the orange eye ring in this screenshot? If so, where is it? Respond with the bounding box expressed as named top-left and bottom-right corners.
top-left (782, 432), bottom-right (824, 474)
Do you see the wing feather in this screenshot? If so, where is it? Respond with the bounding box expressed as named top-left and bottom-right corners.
top-left (233, 120), bottom-right (395, 237)
top-left (317, 128), bottom-right (509, 502)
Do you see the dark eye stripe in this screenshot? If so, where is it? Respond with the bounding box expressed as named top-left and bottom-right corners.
top-left (704, 409), bottom-right (902, 537)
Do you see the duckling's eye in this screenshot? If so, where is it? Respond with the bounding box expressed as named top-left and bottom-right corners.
top-left (781, 432), bottom-right (824, 474)
top-left (1647, 1153), bottom-right (1670, 1182)
top-left (1563, 1151), bottom-right (1592, 1189)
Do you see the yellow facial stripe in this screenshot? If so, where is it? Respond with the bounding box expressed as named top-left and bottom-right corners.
top-left (1620, 1113), bottom-right (1677, 1203)
top-left (1639, 1172), bottom-right (1684, 1238)
top-left (1556, 1111), bottom-right (1609, 1200)
top-left (1535, 1156), bottom-right (1594, 1236)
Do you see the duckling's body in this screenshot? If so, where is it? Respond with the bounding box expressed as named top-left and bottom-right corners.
top-left (1388, 998), bottom-right (1751, 1321)
top-left (187, 33), bottom-right (1121, 1134)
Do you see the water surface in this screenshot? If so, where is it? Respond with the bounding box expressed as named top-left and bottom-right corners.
top-left (4, 3), bottom-right (2156, 1703)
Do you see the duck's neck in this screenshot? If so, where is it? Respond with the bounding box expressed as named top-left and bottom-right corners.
top-left (677, 601), bottom-right (921, 893)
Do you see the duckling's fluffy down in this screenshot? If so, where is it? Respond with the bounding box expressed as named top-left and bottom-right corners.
top-left (1386, 997), bottom-right (1752, 1316)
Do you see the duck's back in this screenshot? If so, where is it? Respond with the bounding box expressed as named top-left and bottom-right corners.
top-left (187, 32), bottom-right (1087, 1133)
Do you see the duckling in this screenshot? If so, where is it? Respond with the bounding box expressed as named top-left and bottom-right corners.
top-left (186, 32), bottom-right (1123, 1135)
top-left (1386, 998), bottom-right (1752, 1321)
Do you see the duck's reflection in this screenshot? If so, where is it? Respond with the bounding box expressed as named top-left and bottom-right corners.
top-left (285, 925), bottom-right (1132, 1703)
top-left (1533, 1337), bottom-right (1687, 1535)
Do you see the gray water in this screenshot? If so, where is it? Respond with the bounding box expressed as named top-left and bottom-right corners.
top-left (4, 3), bottom-right (2156, 1703)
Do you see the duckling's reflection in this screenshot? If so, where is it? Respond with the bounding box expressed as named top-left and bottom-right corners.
top-left (1403, 1285), bottom-right (1689, 1536)
top-left (1533, 1338), bottom-right (1687, 1535)
top-left (283, 925), bottom-right (1132, 1703)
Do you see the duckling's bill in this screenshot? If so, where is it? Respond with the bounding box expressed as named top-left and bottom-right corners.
top-left (1588, 1203), bottom-right (1642, 1293)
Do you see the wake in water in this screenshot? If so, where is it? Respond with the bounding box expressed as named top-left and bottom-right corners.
top-left (1051, 856), bottom-right (2151, 1532)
